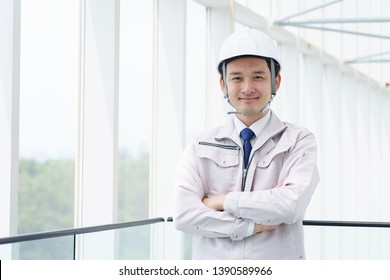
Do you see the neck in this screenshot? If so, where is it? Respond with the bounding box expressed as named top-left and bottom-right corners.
top-left (237, 109), bottom-right (269, 127)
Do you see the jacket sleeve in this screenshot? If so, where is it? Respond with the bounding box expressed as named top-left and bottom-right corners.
top-left (173, 140), bottom-right (251, 241)
top-left (224, 132), bottom-right (319, 225)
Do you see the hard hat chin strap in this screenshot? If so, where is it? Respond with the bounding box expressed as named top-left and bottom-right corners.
top-left (270, 59), bottom-right (276, 98)
top-left (222, 58), bottom-right (277, 116)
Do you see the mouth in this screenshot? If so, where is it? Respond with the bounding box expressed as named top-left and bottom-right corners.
top-left (239, 97), bottom-right (259, 102)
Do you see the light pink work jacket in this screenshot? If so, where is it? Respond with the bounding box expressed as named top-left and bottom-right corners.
top-left (173, 111), bottom-right (319, 259)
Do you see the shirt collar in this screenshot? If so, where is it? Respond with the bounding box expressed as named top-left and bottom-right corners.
top-left (233, 110), bottom-right (271, 138)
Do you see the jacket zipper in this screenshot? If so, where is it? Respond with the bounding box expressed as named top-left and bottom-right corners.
top-left (241, 168), bottom-right (248, 191)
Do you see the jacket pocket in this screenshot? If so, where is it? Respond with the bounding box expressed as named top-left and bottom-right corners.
top-left (196, 149), bottom-right (239, 167)
top-left (196, 143), bottom-right (240, 194)
top-left (256, 146), bottom-right (290, 168)
top-left (253, 147), bottom-right (290, 190)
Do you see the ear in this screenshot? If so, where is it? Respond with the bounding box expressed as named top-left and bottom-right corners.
top-left (275, 73), bottom-right (281, 91)
top-left (220, 76), bottom-right (227, 97)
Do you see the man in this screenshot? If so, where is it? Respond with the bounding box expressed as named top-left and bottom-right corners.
top-left (173, 28), bottom-right (319, 259)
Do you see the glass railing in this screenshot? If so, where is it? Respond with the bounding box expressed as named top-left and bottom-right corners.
top-left (77, 222), bottom-right (164, 260)
top-left (1, 218), bottom-right (389, 260)
top-left (0, 235), bottom-right (75, 260)
top-left (303, 220), bottom-right (390, 260)
top-left (0, 218), bottom-right (165, 260)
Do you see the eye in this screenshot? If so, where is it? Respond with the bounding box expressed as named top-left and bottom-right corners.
top-left (231, 76), bottom-right (242, 81)
top-left (254, 75), bottom-right (264, 80)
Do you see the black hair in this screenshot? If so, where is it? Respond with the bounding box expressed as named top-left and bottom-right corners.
top-left (218, 55), bottom-right (281, 78)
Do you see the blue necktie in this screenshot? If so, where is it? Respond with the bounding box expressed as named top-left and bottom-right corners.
top-left (240, 128), bottom-right (255, 168)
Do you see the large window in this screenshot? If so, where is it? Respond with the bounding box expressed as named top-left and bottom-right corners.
top-left (18, 0), bottom-right (79, 258)
top-left (185, 0), bottom-right (207, 142)
top-left (117, 0), bottom-right (153, 222)
top-left (181, 0), bottom-right (207, 259)
top-left (18, 0), bottom-right (79, 234)
top-left (116, 0), bottom-right (154, 259)
top-left (1, 0), bottom-right (389, 261)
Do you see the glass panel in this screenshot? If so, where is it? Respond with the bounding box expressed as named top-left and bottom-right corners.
top-left (0, 244), bottom-right (12, 260)
top-left (0, 236), bottom-right (74, 260)
top-left (78, 223), bottom-right (163, 260)
top-left (116, 224), bottom-right (152, 260)
top-left (117, 0), bottom-right (153, 222)
top-left (18, 0), bottom-right (78, 238)
top-left (304, 226), bottom-right (390, 260)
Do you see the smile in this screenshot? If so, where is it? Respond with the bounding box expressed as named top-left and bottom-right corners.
top-left (239, 97), bottom-right (259, 102)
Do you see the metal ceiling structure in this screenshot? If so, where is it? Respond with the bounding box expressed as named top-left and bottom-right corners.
top-left (273, 0), bottom-right (390, 87)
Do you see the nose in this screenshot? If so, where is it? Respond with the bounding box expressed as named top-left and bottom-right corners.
top-left (241, 80), bottom-right (255, 95)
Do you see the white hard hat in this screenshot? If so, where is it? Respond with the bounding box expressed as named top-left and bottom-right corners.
top-left (218, 28), bottom-right (281, 70)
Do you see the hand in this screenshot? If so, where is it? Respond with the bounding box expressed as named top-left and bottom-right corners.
top-left (253, 224), bottom-right (279, 234)
top-left (275, 181), bottom-right (283, 188)
top-left (202, 194), bottom-right (227, 211)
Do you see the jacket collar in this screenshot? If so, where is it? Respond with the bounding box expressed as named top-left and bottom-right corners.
top-left (214, 110), bottom-right (287, 149)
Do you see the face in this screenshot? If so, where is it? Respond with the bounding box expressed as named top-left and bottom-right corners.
top-left (220, 56), bottom-right (281, 126)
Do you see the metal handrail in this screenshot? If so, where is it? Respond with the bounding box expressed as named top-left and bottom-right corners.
top-left (1, 217), bottom-right (389, 246)
top-left (303, 220), bottom-right (390, 228)
top-left (0, 217), bottom-right (165, 245)
top-left (167, 217), bottom-right (390, 228)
